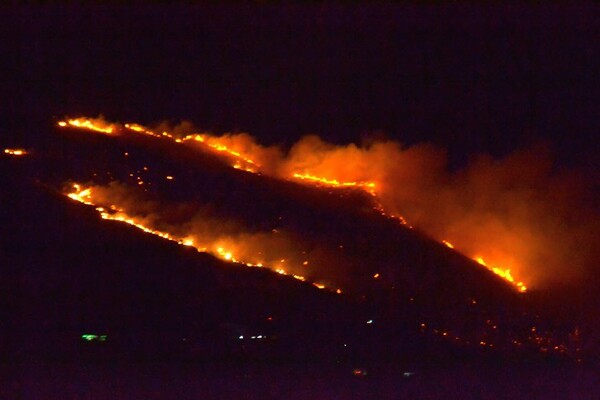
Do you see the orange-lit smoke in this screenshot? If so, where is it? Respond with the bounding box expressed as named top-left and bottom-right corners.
top-left (65, 181), bottom-right (343, 293)
top-left (167, 127), bottom-right (597, 288)
top-left (58, 117), bottom-right (599, 289)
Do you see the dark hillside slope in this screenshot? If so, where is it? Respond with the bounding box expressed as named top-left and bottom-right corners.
top-left (0, 125), bottom-right (584, 362)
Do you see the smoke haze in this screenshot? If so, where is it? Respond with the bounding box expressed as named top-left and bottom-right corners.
top-left (163, 123), bottom-right (598, 288)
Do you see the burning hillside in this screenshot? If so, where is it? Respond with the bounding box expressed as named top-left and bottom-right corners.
top-left (35, 115), bottom-right (594, 359)
top-left (59, 118), bottom-right (593, 292)
top-left (56, 117), bottom-right (541, 293)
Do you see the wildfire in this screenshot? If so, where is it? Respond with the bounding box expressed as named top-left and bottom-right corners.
top-left (57, 118), bottom-right (117, 134)
top-left (292, 173), bottom-right (376, 195)
top-left (124, 123), bottom-right (161, 138)
top-left (65, 182), bottom-right (342, 295)
top-left (442, 240), bottom-right (454, 249)
top-left (3, 148), bottom-right (27, 156)
top-left (475, 257), bottom-right (527, 293)
top-left (181, 134), bottom-right (260, 172)
top-left (57, 116), bottom-right (529, 293)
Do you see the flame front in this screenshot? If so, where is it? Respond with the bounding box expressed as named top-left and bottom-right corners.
top-left (65, 183), bottom-right (340, 294)
top-left (58, 118), bottom-right (117, 134)
top-left (292, 173), bottom-right (376, 195)
top-left (181, 134), bottom-right (260, 173)
top-left (476, 257), bottom-right (527, 293)
top-left (57, 116), bottom-right (529, 293)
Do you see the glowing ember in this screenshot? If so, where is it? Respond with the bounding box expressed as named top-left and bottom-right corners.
top-left (442, 240), bottom-right (454, 249)
top-left (3, 148), bottom-right (27, 156)
top-left (124, 123), bottom-right (161, 137)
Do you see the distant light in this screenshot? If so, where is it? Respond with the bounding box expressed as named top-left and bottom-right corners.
top-left (366, 320), bottom-right (373, 324)
top-left (257, 335), bottom-right (262, 339)
top-left (4, 148), bottom-right (27, 156)
top-left (373, 273), bottom-right (380, 279)
top-left (82, 334), bottom-right (106, 342)
top-left (239, 335), bottom-right (244, 340)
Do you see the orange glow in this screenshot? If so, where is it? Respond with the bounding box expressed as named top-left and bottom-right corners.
top-left (3, 148), bottom-right (27, 156)
top-left (58, 116), bottom-right (530, 293)
top-left (57, 118), bottom-right (116, 134)
top-left (65, 182), bottom-right (343, 295)
top-left (292, 173), bottom-right (376, 195)
top-left (442, 240), bottom-right (454, 249)
top-left (124, 123), bottom-right (160, 137)
top-left (182, 134), bottom-right (260, 173)
top-left (475, 257), bottom-right (527, 293)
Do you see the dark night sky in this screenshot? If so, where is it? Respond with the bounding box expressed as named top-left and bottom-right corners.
top-left (1, 4), bottom-right (598, 169)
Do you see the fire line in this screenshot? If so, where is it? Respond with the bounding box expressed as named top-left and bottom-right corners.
top-left (57, 116), bottom-right (529, 293)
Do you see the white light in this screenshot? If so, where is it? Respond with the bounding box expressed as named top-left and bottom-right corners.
top-left (239, 336), bottom-right (244, 340)
top-left (257, 335), bottom-right (262, 339)
top-left (367, 320), bottom-right (373, 324)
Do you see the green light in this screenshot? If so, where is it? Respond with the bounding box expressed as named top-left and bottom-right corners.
top-left (81, 334), bottom-right (107, 342)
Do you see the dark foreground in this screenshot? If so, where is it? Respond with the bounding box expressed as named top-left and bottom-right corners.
top-left (2, 360), bottom-right (598, 400)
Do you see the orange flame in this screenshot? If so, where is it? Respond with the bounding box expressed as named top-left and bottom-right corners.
top-left (3, 148), bottom-right (27, 156)
top-left (442, 240), bottom-right (454, 249)
top-left (58, 116), bottom-right (530, 293)
top-left (292, 173), bottom-right (376, 195)
top-left (182, 134), bottom-right (260, 172)
top-left (58, 118), bottom-right (117, 134)
top-left (475, 257), bottom-right (527, 293)
top-left (65, 182), bottom-right (342, 295)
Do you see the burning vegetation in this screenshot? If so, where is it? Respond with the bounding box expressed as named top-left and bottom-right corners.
top-left (4, 148), bottom-right (28, 156)
top-left (48, 115), bottom-right (596, 359)
top-left (65, 182), bottom-right (339, 294)
top-left (53, 116), bottom-right (556, 293)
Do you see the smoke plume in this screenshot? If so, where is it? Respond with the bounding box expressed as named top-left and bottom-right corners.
top-left (167, 125), bottom-right (598, 288)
